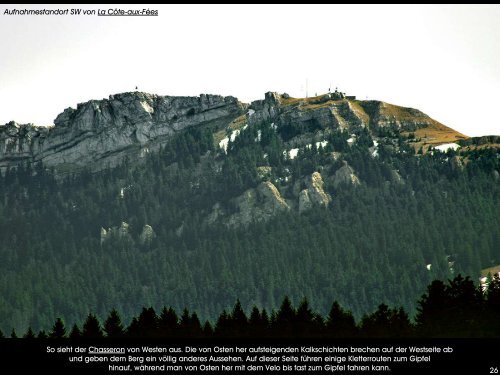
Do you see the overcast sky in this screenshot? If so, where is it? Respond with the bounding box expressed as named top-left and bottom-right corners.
top-left (1, 4), bottom-right (499, 136)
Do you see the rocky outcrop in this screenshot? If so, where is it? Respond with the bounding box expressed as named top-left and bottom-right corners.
top-left (331, 161), bottom-right (360, 189)
top-left (246, 92), bottom-right (282, 126)
top-left (0, 92), bottom-right (245, 172)
top-left (298, 172), bottom-right (332, 213)
top-left (101, 221), bottom-right (131, 244)
top-left (207, 181), bottom-right (290, 227)
top-left (100, 227), bottom-right (108, 244)
top-left (118, 222), bottom-right (130, 238)
top-left (256, 166), bottom-right (272, 180)
top-left (139, 224), bottom-right (155, 245)
top-left (227, 181), bottom-right (290, 227)
top-left (298, 190), bottom-right (313, 213)
top-left (207, 172), bottom-right (333, 226)
top-left (449, 155), bottom-right (464, 171)
top-left (101, 222), bottom-right (154, 245)
top-left (248, 92), bottom-right (367, 132)
top-left (389, 169), bottom-right (404, 185)
top-left (258, 181), bottom-right (290, 210)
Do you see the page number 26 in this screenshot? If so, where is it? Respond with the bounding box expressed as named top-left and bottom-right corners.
top-left (490, 368), bottom-right (498, 374)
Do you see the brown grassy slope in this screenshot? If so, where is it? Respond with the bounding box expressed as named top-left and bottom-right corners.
top-left (408, 120), bottom-right (468, 153)
top-left (374, 102), bottom-right (468, 153)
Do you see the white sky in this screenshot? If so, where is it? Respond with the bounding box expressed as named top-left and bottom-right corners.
top-left (1, 4), bottom-right (499, 136)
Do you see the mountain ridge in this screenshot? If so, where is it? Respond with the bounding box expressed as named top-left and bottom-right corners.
top-left (0, 92), bottom-right (245, 172)
top-left (0, 90), bottom-right (472, 173)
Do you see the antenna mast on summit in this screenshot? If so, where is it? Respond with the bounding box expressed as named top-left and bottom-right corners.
top-left (306, 78), bottom-right (308, 98)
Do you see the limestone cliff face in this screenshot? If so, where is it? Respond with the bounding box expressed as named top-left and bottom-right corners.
top-left (0, 122), bottom-right (51, 165)
top-left (0, 92), bottom-right (245, 172)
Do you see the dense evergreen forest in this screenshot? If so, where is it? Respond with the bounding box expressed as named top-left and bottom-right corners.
top-left (0, 119), bottom-right (498, 333)
top-left (3, 274), bottom-right (499, 338)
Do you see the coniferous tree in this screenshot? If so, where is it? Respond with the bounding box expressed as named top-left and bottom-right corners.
top-left (230, 300), bottom-right (248, 337)
top-left (415, 280), bottom-right (448, 337)
top-left (295, 298), bottom-right (318, 337)
top-left (36, 329), bottom-right (49, 339)
top-left (49, 318), bottom-right (66, 339)
top-left (326, 301), bottom-right (357, 337)
top-left (82, 313), bottom-right (103, 338)
top-left (360, 304), bottom-right (393, 338)
top-left (158, 307), bottom-right (178, 337)
top-left (104, 309), bottom-right (125, 338)
top-left (136, 307), bottom-right (158, 337)
top-left (69, 324), bottom-right (82, 339)
top-left (187, 312), bottom-right (203, 338)
top-left (446, 274), bottom-right (483, 336)
top-left (23, 327), bottom-right (36, 339)
top-left (248, 306), bottom-right (269, 337)
top-left (273, 296), bottom-right (296, 336)
top-left (202, 321), bottom-right (213, 337)
top-left (37, 330), bottom-right (48, 339)
top-left (126, 317), bottom-right (140, 338)
top-left (214, 310), bottom-right (231, 337)
top-left (390, 307), bottom-right (413, 337)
